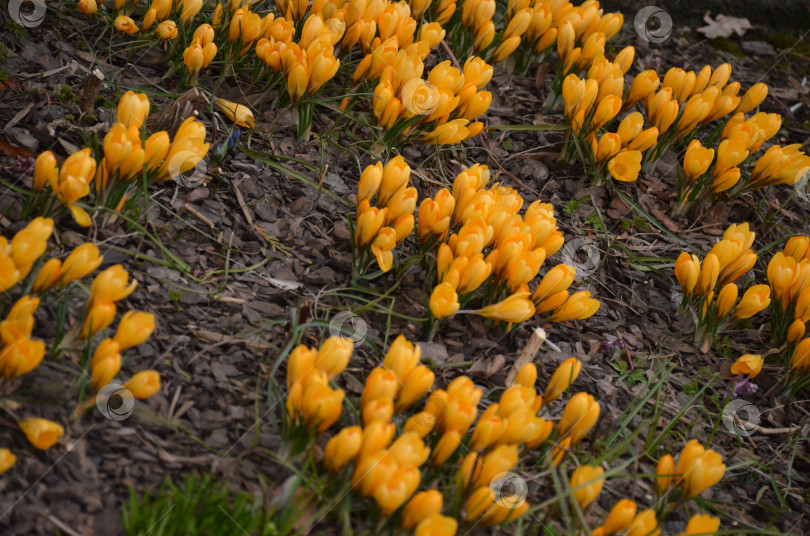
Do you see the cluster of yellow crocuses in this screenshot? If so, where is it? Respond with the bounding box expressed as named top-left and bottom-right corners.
top-left (678, 102), bottom-right (809, 213)
top-left (425, 163), bottom-right (599, 326)
top-left (349, 156), bottom-right (600, 326)
top-left (656, 440), bottom-right (726, 500)
top-left (562, 48), bottom-right (653, 183)
top-left (674, 223), bottom-right (770, 348)
top-left (354, 157), bottom-right (416, 272)
top-left (575, 439), bottom-right (725, 536)
top-left (766, 236), bottom-right (810, 389)
top-left (676, 228), bottom-right (810, 389)
top-left (31, 91), bottom-right (209, 226)
top-left (0, 218), bottom-right (161, 473)
top-left (255, 13), bottom-right (342, 100)
top-left (285, 334), bottom-right (581, 533)
top-left (448, 0), bottom-right (622, 70)
top-left (560, 43), bottom-right (810, 210)
top-left (79, 0), bottom-right (198, 40)
top-left (371, 54), bottom-right (491, 145)
top-left (285, 333), bottom-right (724, 534)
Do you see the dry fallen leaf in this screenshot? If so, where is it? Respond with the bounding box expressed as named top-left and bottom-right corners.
top-left (697, 13), bottom-right (753, 39)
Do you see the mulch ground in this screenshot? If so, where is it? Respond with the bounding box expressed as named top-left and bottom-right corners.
top-left (1, 8), bottom-right (809, 536)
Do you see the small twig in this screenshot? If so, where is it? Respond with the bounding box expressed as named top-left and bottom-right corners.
top-left (505, 328), bottom-right (547, 386)
top-left (182, 203), bottom-right (215, 228)
top-left (44, 514), bottom-right (84, 536)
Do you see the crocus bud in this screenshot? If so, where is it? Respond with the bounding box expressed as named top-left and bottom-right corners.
top-left (627, 509), bottom-right (660, 536)
top-left (357, 162), bottom-right (383, 203)
top-left (362, 367), bottom-right (399, 406)
top-left (570, 465), bottom-right (604, 509)
top-left (403, 411), bottom-right (436, 438)
top-left (0, 337), bottom-right (45, 379)
top-left (472, 444), bottom-right (519, 489)
top-left (607, 150), bottom-right (642, 182)
top-left (155, 20), bottom-right (178, 40)
top-left (429, 282), bottom-right (460, 318)
top-left (114, 311), bottom-right (155, 350)
top-left (373, 465), bottom-right (421, 515)
top-left (683, 139), bottom-right (715, 182)
top-left (32, 258), bottom-right (61, 292)
top-left (17, 417), bottom-right (64, 450)
top-left (383, 334), bottom-right (421, 382)
top-left (302, 383), bottom-right (344, 433)
top-left (215, 98), bottom-right (255, 128)
top-left (362, 396), bottom-right (394, 425)
top-left (60, 243), bottom-right (103, 285)
top-left (0, 448), bottom-right (15, 474)
top-left (287, 345), bottom-right (317, 388)
top-left (323, 426), bottom-right (363, 472)
top-left (557, 391), bottom-right (600, 444)
top-left (377, 156), bottom-right (411, 207)
top-left (114, 15), bottom-right (139, 34)
top-left (681, 448), bottom-right (726, 498)
top-left (397, 365), bottom-right (434, 412)
top-left (81, 301), bottom-right (117, 339)
top-left (316, 336), bottom-right (353, 378)
top-left (470, 412), bottom-right (505, 451)
top-left (463, 485), bottom-right (494, 520)
top-left (358, 419), bottom-right (395, 461)
top-left (533, 265), bottom-right (576, 304)
top-left (355, 203), bottom-right (386, 246)
top-left (544, 358), bottom-right (581, 403)
top-left (91, 350), bottom-right (121, 391)
top-left (33, 151), bottom-right (58, 192)
top-left (515, 362), bottom-right (537, 387)
top-left (123, 370), bottom-right (161, 399)
top-left (388, 431), bottom-right (431, 467)
top-left (736, 82), bottom-right (767, 115)
top-left (730, 354), bottom-right (763, 378)
top-left (353, 450), bottom-right (398, 496)
top-left (714, 283), bottom-right (738, 320)
top-left (478, 290), bottom-right (535, 323)
top-left (78, 0), bottom-right (97, 17)
top-left (430, 430), bottom-right (461, 465)
top-left (117, 91), bottom-right (150, 129)
top-left (89, 265), bottom-right (137, 305)
top-left (787, 319), bottom-right (806, 345)
top-left (604, 498), bottom-right (637, 534)
top-left (732, 284), bottom-right (770, 319)
top-left (401, 489), bottom-right (443, 529)
top-left (682, 514), bottom-right (720, 535)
